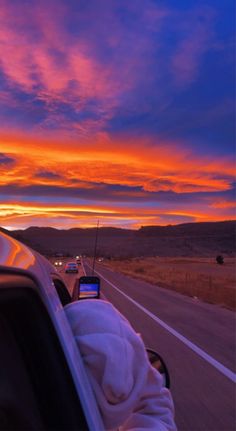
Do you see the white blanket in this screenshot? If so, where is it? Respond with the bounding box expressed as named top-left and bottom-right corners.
top-left (65, 299), bottom-right (177, 431)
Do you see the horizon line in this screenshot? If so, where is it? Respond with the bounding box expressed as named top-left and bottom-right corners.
top-left (1, 219), bottom-right (235, 232)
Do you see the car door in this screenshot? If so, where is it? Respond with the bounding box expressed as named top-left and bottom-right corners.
top-left (0, 270), bottom-right (103, 430)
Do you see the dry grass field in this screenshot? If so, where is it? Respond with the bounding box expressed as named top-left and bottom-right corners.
top-left (104, 257), bottom-right (236, 310)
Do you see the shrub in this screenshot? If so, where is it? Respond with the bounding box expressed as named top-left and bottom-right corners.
top-left (135, 267), bottom-right (145, 274)
top-left (216, 255), bottom-right (224, 265)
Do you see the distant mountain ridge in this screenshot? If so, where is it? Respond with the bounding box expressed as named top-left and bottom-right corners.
top-left (2, 221), bottom-right (235, 257)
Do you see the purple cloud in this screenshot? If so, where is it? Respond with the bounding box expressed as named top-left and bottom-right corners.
top-left (171, 7), bottom-right (216, 86)
top-left (35, 170), bottom-right (62, 179)
top-left (0, 153), bottom-right (15, 165)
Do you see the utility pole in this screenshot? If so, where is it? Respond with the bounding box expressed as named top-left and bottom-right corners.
top-left (92, 220), bottom-right (99, 275)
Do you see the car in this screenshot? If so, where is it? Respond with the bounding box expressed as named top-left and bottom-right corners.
top-left (65, 262), bottom-right (78, 273)
top-left (0, 230), bottom-right (104, 430)
top-left (54, 260), bottom-right (63, 267)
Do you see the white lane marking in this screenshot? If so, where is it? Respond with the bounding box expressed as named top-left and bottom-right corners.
top-left (81, 259), bottom-right (86, 276)
top-left (85, 262), bottom-right (236, 384)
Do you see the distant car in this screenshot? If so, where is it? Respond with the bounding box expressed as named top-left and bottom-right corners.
top-left (97, 258), bottom-right (103, 263)
top-left (76, 258), bottom-right (81, 265)
top-left (65, 262), bottom-right (78, 273)
top-left (54, 261), bottom-right (63, 267)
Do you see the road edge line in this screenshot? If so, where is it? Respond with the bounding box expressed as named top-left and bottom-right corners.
top-left (86, 263), bottom-right (236, 384)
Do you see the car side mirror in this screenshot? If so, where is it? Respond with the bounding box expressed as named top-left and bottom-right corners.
top-left (146, 348), bottom-right (170, 388)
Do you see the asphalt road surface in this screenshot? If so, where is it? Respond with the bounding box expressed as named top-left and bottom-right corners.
top-left (60, 258), bottom-right (236, 431)
top-left (57, 261), bottom-right (84, 297)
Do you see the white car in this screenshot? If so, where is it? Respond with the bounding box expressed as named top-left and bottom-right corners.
top-left (0, 231), bottom-right (104, 430)
top-left (65, 262), bottom-right (78, 273)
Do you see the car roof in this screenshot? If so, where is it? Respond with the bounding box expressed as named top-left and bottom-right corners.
top-left (0, 231), bottom-right (54, 276)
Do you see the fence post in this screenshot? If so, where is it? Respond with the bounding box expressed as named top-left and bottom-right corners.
top-left (209, 276), bottom-right (212, 302)
top-left (185, 272), bottom-right (188, 295)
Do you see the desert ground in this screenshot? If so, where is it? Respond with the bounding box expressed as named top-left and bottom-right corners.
top-left (103, 257), bottom-right (236, 310)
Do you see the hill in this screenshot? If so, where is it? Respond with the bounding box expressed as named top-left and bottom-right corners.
top-left (3, 221), bottom-right (235, 257)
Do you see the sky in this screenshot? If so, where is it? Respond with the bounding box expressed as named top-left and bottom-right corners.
top-left (0, 0), bottom-right (235, 230)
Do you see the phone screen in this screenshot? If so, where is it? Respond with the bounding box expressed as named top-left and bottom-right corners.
top-left (78, 276), bottom-right (100, 299)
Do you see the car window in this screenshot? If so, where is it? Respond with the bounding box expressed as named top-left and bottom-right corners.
top-left (53, 278), bottom-right (72, 306)
top-left (0, 275), bottom-right (88, 430)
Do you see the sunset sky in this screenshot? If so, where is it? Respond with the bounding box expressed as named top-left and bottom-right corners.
top-left (0, 0), bottom-right (235, 230)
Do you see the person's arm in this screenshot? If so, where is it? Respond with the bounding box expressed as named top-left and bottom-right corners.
top-left (121, 363), bottom-right (177, 431)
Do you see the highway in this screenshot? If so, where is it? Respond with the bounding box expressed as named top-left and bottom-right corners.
top-left (59, 258), bottom-right (236, 431)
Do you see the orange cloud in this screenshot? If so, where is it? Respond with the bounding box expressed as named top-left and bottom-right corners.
top-left (0, 132), bottom-right (235, 194)
top-left (211, 201), bottom-right (236, 209)
top-left (0, 201), bottom-right (159, 230)
top-left (164, 210), bottom-right (233, 222)
top-left (0, 198), bottom-right (235, 231)
top-left (0, 130), bottom-right (235, 229)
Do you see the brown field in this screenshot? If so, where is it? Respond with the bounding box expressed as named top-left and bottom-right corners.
top-left (104, 257), bottom-right (236, 310)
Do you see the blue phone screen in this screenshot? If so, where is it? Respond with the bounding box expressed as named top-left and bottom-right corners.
top-left (79, 283), bottom-right (99, 298)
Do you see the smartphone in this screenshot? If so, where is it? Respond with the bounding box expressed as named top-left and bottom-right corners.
top-left (78, 276), bottom-right (100, 299)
